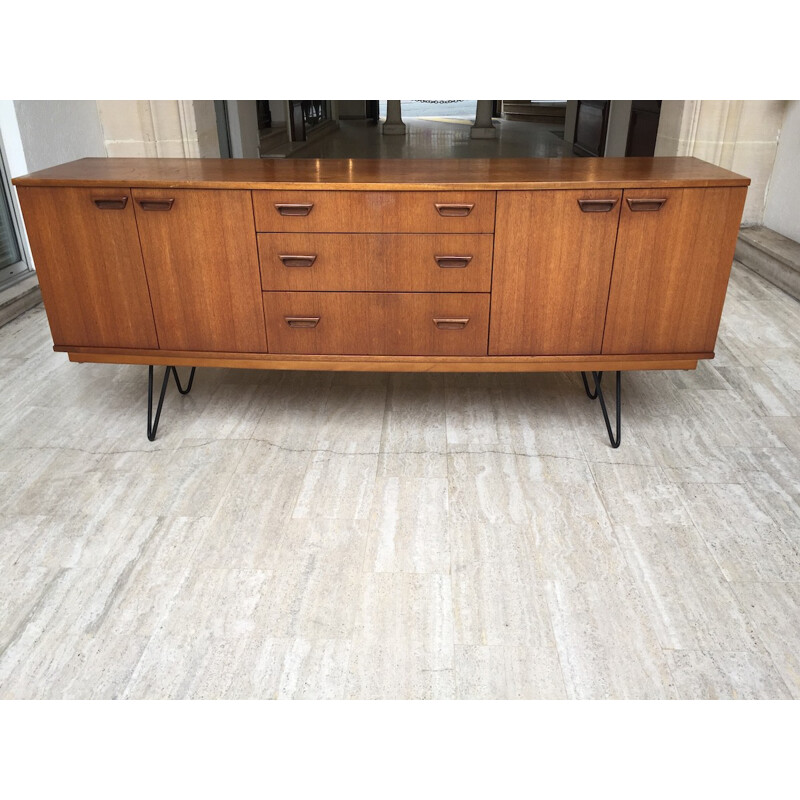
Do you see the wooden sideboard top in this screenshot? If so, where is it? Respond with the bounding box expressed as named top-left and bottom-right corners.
top-left (13, 156), bottom-right (750, 191)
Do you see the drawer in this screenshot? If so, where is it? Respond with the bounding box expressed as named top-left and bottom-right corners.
top-left (264, 292), bottom-right (490, 355)
top-left (253, 190), bottom-right (496, 233)
top-left (258, 233), bottom-right (493, 292)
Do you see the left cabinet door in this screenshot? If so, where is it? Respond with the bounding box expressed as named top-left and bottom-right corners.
top-left (17, 187), bottom-right (159, 349)
top-left (132, 189), bottom-right (267, 353)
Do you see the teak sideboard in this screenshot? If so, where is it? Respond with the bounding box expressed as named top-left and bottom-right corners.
top-left (13, 156), bottom-right (750, 445)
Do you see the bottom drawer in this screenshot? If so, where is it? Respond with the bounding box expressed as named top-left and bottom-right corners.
top-left (264, 292), bottom-right (490, 355)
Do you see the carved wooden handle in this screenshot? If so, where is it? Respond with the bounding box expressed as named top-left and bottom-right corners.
top-left (434, 203), bottom-right (474, 217)
top-left (138, 199), bottom-right (175, 211)
top-left (577, 198), bottom-right (618, 213)
top-left (275, 203), bottom-right (314, 216)
top-left (434, 256), bottom-right (472, 269)
top-left (285, 316), bottom-right (320, 328)
top-left (433, 318), bottom-right (469, 330)
top-left (626, 197), bottom-right (667, 212)
top-left (93, 196), bottom-right (128, 210)
top-left (279, 255), bottom-right (317, 268)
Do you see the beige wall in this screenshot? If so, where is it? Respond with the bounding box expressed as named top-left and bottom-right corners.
top-left (763, 100), bottom-right (800, 242)
top-left (98, 101), bottom-right (220, 158)
top-left (225, 101), bottom-right (259, 158)
top-left (656, 100), bottom-right (786, 226)
top-left (13, 101), bottom-right (106, 172)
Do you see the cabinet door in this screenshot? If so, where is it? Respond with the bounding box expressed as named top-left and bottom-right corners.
top-left (602, 187), bottom-right (747, 355)
top-left (133, 189), bottom-right (267, 352)
top-left (489, 190), bottom-right (621, 355)
top-left (16, 186), bottom-right (158, 349)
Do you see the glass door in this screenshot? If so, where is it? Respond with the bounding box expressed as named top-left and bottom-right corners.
top-left (0, 151), bottom-right (28, 287)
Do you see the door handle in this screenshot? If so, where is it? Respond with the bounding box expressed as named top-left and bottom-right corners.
top-left (433, 318), bottom-right (470, 330)
top-left (93, 196), bottom-right (128, 210)
top-left (285, 316), bottom-right (320, 328)
top-left (626, 197), bottom-right (667, 212)
top-left (434, 256), bottom-right (472, 268)
top-left (137, 198), bottom-right (175, 211)
top-left (577, 198), bottom-right (618, 213)
top-left (279, 255), bottom-right (317, 268)
top-left (275, 203), bottom-right (314, 216)
top-left (434, 203), bottom-right (474, 217)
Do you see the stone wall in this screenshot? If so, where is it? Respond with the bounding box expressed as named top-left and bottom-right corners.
top-left (655, 100), bottom-right (787, 227)
top-left (763, 101), bottom-right (800, 243)
top-left (97, 101), bottom-right (220, 158)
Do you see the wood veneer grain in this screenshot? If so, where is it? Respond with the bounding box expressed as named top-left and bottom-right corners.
top-left (603, 187), bottom-right (748, 354)
top-left (263, 292), bottom-right (490, 356)
top-left (64, 348), bottom-right (702, 372)
top-left (131, 188), bottom-right (267, 353)
top-left (16, 186), bottom-right (159, 349)
top-left (258, 233), bottom-right (493, 292)
top-left (253, 191), bottom-right (496, 233)
top-left (13, 156), bottom-right (750, 191)
top-left (490, 189), bottom-right (622, 355)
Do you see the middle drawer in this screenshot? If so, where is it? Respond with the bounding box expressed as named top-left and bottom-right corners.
top-left (258, 233), bottom-right (493, 292)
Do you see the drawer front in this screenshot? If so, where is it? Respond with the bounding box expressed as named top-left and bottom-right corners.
top-left (264, 292), bottom-right (490, 355)
top-left (253, 190), bottom-right (496, 233)
top-left (258, 233), bottom-right (493, 292)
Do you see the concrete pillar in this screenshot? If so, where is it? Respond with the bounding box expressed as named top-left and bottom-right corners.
top-left (470, 100), bottom-right (497, 139)
top-left (97, 100), bottom-right (220, 158)
top-left (382, 101), bottom-right (406, 135)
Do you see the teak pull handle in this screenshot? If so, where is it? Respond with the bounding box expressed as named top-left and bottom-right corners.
top-left (433, 318), bottom-right (470, 330)
top-left (93, 196), bottom-right (128, 210)
top-left (627, 197), bottom-right (667, 212)
top-left (577, 198), bottom-right (618, 213)
top-left (285, 316), bottom-right (320, 328)
top-left (276, 203), bottom-right (314, 216)
top-left (138, 198), bottom-right (175, 211)
top-left (279, 254), bottom-right (317, 268)
top-left (435, 203), bottom-right (474, 217)
top-left (434, 255), bottom-right (472, 269)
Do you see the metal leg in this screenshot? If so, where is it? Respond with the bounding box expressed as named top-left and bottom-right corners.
top-left (147, 365), bottom-right (197, 441)
top-left (580, 370), bottom-right (621, 448)
top-left (581, 370), bottom-right (602, 399)
top-left (172, 366), bottom-right (196, 395)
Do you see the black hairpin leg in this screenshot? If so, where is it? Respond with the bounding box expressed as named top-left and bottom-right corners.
top-left (147, 365), bottom-right (197, 441)
top-left (580, 370), bottom-right (621, 448)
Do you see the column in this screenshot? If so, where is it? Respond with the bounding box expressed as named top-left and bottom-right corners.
top-left (470, 100), bottom-right (497, 139)
top-left (382, 101), bottom-right (406, 135)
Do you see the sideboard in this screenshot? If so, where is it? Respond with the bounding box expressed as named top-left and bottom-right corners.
top-left (13, 156), bottom-right (749, 445)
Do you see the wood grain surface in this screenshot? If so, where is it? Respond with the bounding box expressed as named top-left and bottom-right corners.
top-left (263, 292), bottom-right (490, 355)
top-left (258, 233), bottom-right (493, 292)
top-left (132, 188), bottom-right (267, 353)
top-left (63, 347), bottom-right (702, 372)
top-left (602, 187), bottom-right (748, 354)
top-left (16, 186), bottom-right (159, 349)
top-left (489, 190), bottom-right (622, 355)
top-left (253, 190), bottom-right (496, 233)
top-left (13, 156), bottom-right (750, 191)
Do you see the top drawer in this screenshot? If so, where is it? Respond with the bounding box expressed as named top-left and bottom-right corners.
top-left (252, 190), bottom-right (496, 233)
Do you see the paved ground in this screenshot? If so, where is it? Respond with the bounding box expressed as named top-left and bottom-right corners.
top-left (1, 263), bottom-right (800, 698)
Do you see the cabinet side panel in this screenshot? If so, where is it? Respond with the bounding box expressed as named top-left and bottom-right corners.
top-left (16, 186), bottom-right (159, 349)
top-left (602, 187), bottom-right (747, 354)
top-left (489, 190), bottom-right (621, 355)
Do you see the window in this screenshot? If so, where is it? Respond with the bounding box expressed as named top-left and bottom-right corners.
top-left (0, 149), bottom-right (28, 287)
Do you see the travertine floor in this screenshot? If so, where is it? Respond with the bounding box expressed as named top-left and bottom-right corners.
top-left (1, 263), bottom-right (799, 699)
